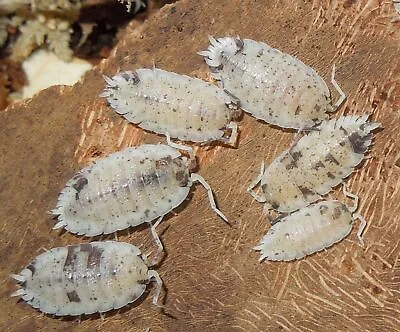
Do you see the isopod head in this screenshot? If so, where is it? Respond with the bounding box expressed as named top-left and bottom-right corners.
top-left (199, 36), bottom-right (244, 75)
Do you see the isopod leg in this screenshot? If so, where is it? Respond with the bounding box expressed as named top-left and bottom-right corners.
top-left (227, 122), bottom-right (238, 147)
top-left (148, 216), bottom-right (165, 266)
top-left (218, 122), bottom-right (238, 147)
top-left (353, 213), bottom-right (367, 247)
top-left (265, 209), bottom-right (283, 225)
top-left (190, 173), bottom-right (230, 224)
top-left (342, 182), bottom-right (359, 213)
top-left (166, 133), bottom-right (195, 161)
top-left (10, 274), bottom-right (26, 283)
top-left (247, 162), bottom-right (267, 203)
top-left (331, 64), bottom-right (346, 110)
top-left (148, 270), bottom-right (163, 307)
top-left (10, 289), bottom-right (25, 298)
top-left (52, 220), bottom-right (66, 230)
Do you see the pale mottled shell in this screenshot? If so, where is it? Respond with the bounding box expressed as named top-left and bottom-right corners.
top-left (101, 68), bottom-right (241, 143)
top-left (200, 37), bottom-right (332, 129)
top-left (52, 144), bottom-right (191, 236)
top-left (255, 200), bottom-right (354, 261)
top-left (260, 115), bottom-right (380, 212)
top-left (11, 242), bottom-right (154, 315)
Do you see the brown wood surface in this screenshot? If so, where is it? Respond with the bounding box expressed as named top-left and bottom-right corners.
top-left (1, 0), bottom-right (399, 331)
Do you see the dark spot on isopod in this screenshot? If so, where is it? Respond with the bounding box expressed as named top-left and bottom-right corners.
top-left (210, 64), bottom-right (224, 73)
top-left (295, 105), bottom-right (302, 115)
top-left (325, 153), bottom-right (340, 165)
top-left (144, 209), bottom-right (150, 217)
top-left (269, 200), bottom-right (280, 210)
top-left (26, 263), bottom-right (36, 275)
top-left (327, 172), bottom-right (335, 179)
top-left (340, 203), bottom-right (349, 212)
top-left (72, 177), bottom-right (88, 199)
top-left (312, 161), bottom-right (325, 170)
top-left (291, 151), bottom-right (303, 161)
top-left (123, 71), bottom-right (140, 85)
top-left (175, 170), bottom-right (189, 187)
top-left (339, 126), bottom-right (348, 135)
top-left (67, 290), bottom-right (81, 303)
top-left (314, 104), bottom-right (321, 112)
top-left (138, 278), bottom-right (149, 285)
top-left (298, 186), bottom-right (315, 197)
top-left (319, 205), bottom-right (328, 215)
top-left (141, 173), bottom-right (159, 186)
top-left (64, 246), bottom-right (79, 269)
top-left (285, 159), bottom-right (297, 170)
top-left (156, 156), bottom-right (172, 168)
top-left (332, 206), bottom-right (342, 220)
top-left (81, 244), bottom-right (104, 269)
top-left (348, 132), bottom-right (371, 154)
top-left (234, 37), bottom-right (244, 52)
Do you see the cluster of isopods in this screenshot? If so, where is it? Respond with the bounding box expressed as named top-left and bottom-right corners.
top-left (11, 36), bottom-right (380, 318)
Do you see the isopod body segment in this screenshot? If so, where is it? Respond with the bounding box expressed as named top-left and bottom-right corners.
top-left (100, 68), bottom-right (242, 145)
top-left (254, 200), bottom-right (366, 261)
top-left (199, 36), bottom-right (345, 129)
top-left (11, 241), bottom-right (163, 316)
top-left (248, 115), bottom-right (380, 213)
top-left (52, 144), bottom-right (228, 237)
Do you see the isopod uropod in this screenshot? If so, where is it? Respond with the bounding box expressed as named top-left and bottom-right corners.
top-left (100, 68), bottom-right (242, 145)
top-left (52, 144), bottom-right (228, 239)
top-left (199, 36), bottom-right (346, 129)
top-left (11, 241), bottom-right (163, 316)
top-left (248, 114), bottom-right (380, 213)
top-left (254, 199), bottom-right (366, 261)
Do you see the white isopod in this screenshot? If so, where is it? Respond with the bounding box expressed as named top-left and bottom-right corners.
top-left (52, 144), bottom-right (228, 239)
top-left (11, 241), bottom-right (163, 316)
top-left (100, 68), bottom-right (242, 145)
top-left (199, 36), bottom-right (346, 129)
top-left (254, 199), bottom-right (366, 261)
top-left (248, 114), bottom-right (380, 213)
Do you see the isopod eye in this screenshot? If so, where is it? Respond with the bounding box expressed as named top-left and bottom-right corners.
top-left (73, 177), bottom-right (88, 193)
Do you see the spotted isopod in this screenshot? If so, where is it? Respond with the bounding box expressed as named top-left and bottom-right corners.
top-left (248, 114), bottom-right (380, 213)
top-left (52, 144), bottom-right (228, 239)
top-left (199, 36), bottom-right (346, 129)
top-left (100, 68), bottom-right (242, 145)
top-left (11, 241), bottom-right (163, 316)
top-left (254, 199), bottom-right (366, 261)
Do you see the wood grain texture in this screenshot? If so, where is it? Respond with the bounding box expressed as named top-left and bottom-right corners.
top-left (0, 0), bottom-right (399, 331)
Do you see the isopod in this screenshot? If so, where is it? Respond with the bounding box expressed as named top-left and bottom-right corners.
top-left (199, 36), bottom-right (346, 129)
top-left (11, 241), bottom-right (163, 316)
top-left (100, 68), bottom-right (242, 145)
top-left (254, 199), bottom-right (366, 261)
top-left (248, 114), bottom-right (380, 213)
top-left (52, 144), bottom-right (228, 238)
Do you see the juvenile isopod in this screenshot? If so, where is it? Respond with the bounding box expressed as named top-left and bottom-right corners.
top-left (100, 68), bottom-right (242, 145)
top-left (248, 114), bottom-right (380, 213)
top-left (11, 241), bottom-right (163, 316)
top-left (199, 36), bottom-right (346, 129)
top-left (254, 199), bottom-right (366, 261)
top-left (52, 144), bottom-right (228, 238)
